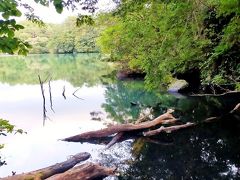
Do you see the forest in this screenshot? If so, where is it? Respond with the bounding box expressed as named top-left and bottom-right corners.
top-left (16, 18), bottom-right (101, 54)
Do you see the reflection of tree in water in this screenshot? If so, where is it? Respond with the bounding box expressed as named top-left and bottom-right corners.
top-left (0, 54), bottom-right (114, 87)
top-left (102, 81), bottom-right (161, 123)
top-left (101, 82), bottom-right (240, 179)
top-left (121, 122), bottom-right (240, 179)
top-left (102, 81), bottom-right (239, 124)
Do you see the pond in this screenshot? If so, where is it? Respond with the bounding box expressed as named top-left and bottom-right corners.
top-left (0, 54), bottom-right (240, 179)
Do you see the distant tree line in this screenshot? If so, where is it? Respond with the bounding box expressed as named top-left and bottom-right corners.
top-left (16, 17), bottom-right (100, 54)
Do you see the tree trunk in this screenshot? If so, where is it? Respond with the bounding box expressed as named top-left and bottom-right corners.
top-left (46, 163), bottom-right (115, 180)
top-left (62, 110), bottom-right (176, 142)
top-left (3, 152), bottom-right (90, 180)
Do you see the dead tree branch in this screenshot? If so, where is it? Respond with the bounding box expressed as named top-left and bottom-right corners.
top-left (3, 152), bottom-right (91, 180)
top-left (48, 78), bottom-right (55, 113)
top-left (62, 85), bottom-right (66, 99)
top-left (46, 163), bottom-right (115, 180)
top-left (62, 109), bottom-right (176, 142)
top-left (73, 88), bottom-right (84, 100)
top-left (38, 75), bottom-right (48, 126)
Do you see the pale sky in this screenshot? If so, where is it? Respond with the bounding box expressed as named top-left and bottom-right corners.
top-left (17, 0), bottom-right (116, 23)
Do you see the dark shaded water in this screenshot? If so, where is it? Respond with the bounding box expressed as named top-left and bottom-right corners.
top-left (0, 54), bottom-right (239, 179)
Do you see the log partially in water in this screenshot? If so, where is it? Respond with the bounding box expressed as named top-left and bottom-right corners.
top-left (62, 110), bottom-right (176, 142)
top-left (143, 122), bottom-right (195, 136)
top-left (143, 102), bottom-right (240, 137)
top-left (3, 152), bottom-right (91, 180)
top-left (46, 163), bottom-right (115, 180)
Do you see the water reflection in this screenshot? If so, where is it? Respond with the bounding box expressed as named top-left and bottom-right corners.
top-left (0, 54), bottom-right (239, 179)
top-left (102, 81), bottom-right (160, 124)
top-left (119, 122), bottom-right (240, 179)
top-left (101, 81), bottom-right (240, 179)
top-left (0, 54), bottom-right (115, 86)
top-left (103, 81), bottom-right (240, 123)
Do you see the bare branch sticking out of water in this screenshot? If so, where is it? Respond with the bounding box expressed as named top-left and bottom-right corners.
top-left (48, 78), bottom-right (55, 113)
top-left (73, 88), bottom-right (84, 100)
top-left (38, 75), bottom-right (49, 126)
top-left (62, 85), bottom-right (66, 99)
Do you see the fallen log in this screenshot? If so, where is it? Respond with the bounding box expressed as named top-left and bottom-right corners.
top-left (46, 162), bottom-right (115, 180)
top-left (63, 103), bottom-right (239, 146)
top-left (3, 152), bottom-right (91, 180)
top-left (62, 110), bottom-right (176, 142)
top-left (143, 122), bottom-right (195, 136)
top-left (143, 102), bottom-right (240, 136)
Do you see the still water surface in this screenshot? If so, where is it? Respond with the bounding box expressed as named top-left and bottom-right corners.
top-left (0, 54), bottom-right (239, 179)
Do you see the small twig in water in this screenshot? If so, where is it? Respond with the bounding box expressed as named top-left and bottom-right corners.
top-left (62, 85), bottom-right (66, 99)
top-left (73, 88), bottom-right (84, 100)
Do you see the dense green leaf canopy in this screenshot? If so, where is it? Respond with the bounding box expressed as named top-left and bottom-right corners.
top-left (0, 0), bottom-right (103, 55)
top-left (97, 0), bottom-right (240, 90)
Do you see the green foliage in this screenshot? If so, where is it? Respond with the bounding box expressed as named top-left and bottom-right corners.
top-left (0, 119), bottom-right (24, 136)
top-left (98, 0), bottom-right (240, 90)
top-left (0, 119), bottom-right (14, 135)
top-left (16, 17), bottom-right (101, 54)
top-left (0, 118), bottom-right (24, 148)
top-left (0, 0), bottom-right (105, 55)
top-left (53, 0), bottom-right (64, 13)
top-left (0, 54), bottom-right (115, 86)
top-left (0, 0), bottom-right (32, 55)
top-left (235, 83), bottom-right (240, 91)
top-left (76, 15), bottom-right (94, 26)
top-left (211, 74), bottom-right (227, 85)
